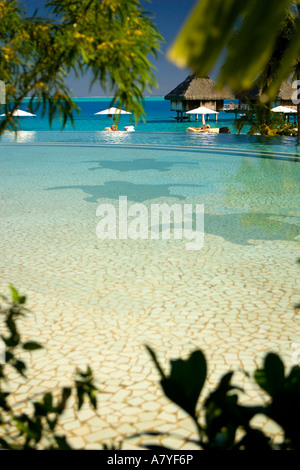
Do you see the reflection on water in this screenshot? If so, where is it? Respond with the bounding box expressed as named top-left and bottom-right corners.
top-left (222, 158), bottom-right (300, 240)
top-left (95, 130), bottom-right (132, 144)
top-left (0, 131), bottom-right (37, 143)
top-left (224, 158), bottom-right (300, 210)
top-left (45, 181), bottom-right (204, 203)
top-left (203, 212), bottom-right (299, 245)
top-left (85, 158), bottom-right (199, 173)
top-left (1, 134), bottom-right (299, 246)
top-left (153, 211), bottom-right (299, 245)
top-left (1, 130), bottom-right (300, 159)
top-left (16, 131), bottom-right (37, 143)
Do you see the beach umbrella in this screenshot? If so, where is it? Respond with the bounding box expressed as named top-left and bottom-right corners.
top-left (94, 107), bottom-right (132, 129)
top-left (186, 106), bottom-right (218, 125)
top-left (0, 108), bottom-right (36, 130)
top-left (94, 107), bottom-right (131, 125)
top-left (94, 107), bottom-right (132, 116)
top-left (271, 106), bottom-right (297, 124)
top-left (271, 106), bottom-right (297, 113)
top-left (0, 109), bottom-right (36, 117)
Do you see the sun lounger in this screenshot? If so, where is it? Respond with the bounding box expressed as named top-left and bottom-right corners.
top-left (187, 127), bottom-right (219, 133)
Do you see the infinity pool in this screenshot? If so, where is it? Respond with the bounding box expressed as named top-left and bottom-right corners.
top-left (1, 131), bottom-right (299, 447)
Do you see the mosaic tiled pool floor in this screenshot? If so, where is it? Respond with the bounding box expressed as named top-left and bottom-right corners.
top-left (1, 139), bottom-right (299, 448)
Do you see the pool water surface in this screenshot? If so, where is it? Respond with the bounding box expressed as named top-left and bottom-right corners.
top-left (0, 131), bottom-right (299, 448)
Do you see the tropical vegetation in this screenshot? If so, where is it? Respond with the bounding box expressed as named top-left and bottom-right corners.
top-left (168, 0), bottom-right (300, 102)
top-left (1, 284), bottom-right (300, 450)
top-left (0, 287), bottom-right (98, 449)
top-left (234, 101), bottom-right (293, 136)
top-left (0, 0), bottom-right (163, 134)
top-left (1, 1), bottom-right (300, 136)
top-left (169, 0), bottom-right (300, 139)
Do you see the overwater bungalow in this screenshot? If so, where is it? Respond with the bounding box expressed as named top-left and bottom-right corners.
top-left (234, 80), bottom-right (296, 110)
top-left (164, 74), bottom-right (234, 121)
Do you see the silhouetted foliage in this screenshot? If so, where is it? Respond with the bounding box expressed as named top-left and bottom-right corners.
top-left (1, 284), bottom-right (299, 450)
top-left (0, 287), bottom-right (98, 449)
top-left (144, 345), bottom-right (300, 450)
top-left (0, 0), bottom-right (163, 134)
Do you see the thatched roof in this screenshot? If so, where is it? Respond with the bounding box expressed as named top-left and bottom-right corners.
top-left (164, 74), bottom-right (234, 101)
top-left (235, 80), bottom-right (293, 101)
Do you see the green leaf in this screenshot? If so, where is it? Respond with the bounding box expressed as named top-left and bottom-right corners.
top-left (75, 366), bottom-right (98, 410)
top-left (254, 353), bottom-right (285, 396)
top-left (0, 0), bottom-right (163, 135)
top-left (219, 0), bottom-right (293, 91)
top-left (18, 295), bottom-right (26, 305)
top-left (57, 387), bottom-right (72, 413)
top-left (0, 392), bottom-right (11, 412)
top-left (13, 359), bottom-right (27, 377)
top-left (167, 0), bottom-right (247, 76)
top-left (168, 0), bottom-right (296, 98)
top-left (145, 345), bottom-right (166, 379)
top-left (147, 346), bottom-right (207, 417)
top-left (43, 393), bottom-right (53, 410)
top-left (237, 427), bottom-right (272, 450)
top-left (213, 371), bottom-right (236, 395)
top-left (161, 350), bottom-right (207, 417)
top-left (54, 435), bottom-right (73, 450)
top-left (268, 16), bottom-right (300, 100)
top-left (9, 285), bottom-right (21, 303)
top-left (23, 342), bottom-right (43, 351)
top-left (287, 365), bottom-right (300, 388)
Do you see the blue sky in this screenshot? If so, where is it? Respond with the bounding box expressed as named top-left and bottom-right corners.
top-left (20, 0), bottom-right (198, 97)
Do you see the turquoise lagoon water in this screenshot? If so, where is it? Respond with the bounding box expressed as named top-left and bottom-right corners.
top-left (1, 97), bottom-right (245, 133)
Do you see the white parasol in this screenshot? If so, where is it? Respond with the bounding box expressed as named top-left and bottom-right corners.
top-left (186, 106), bottom-right (218, 125)
top-left (0, 108), bottom-right (36, 130)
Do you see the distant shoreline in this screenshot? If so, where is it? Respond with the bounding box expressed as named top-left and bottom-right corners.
top-left (22, 96), bottom-right (165, 100)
